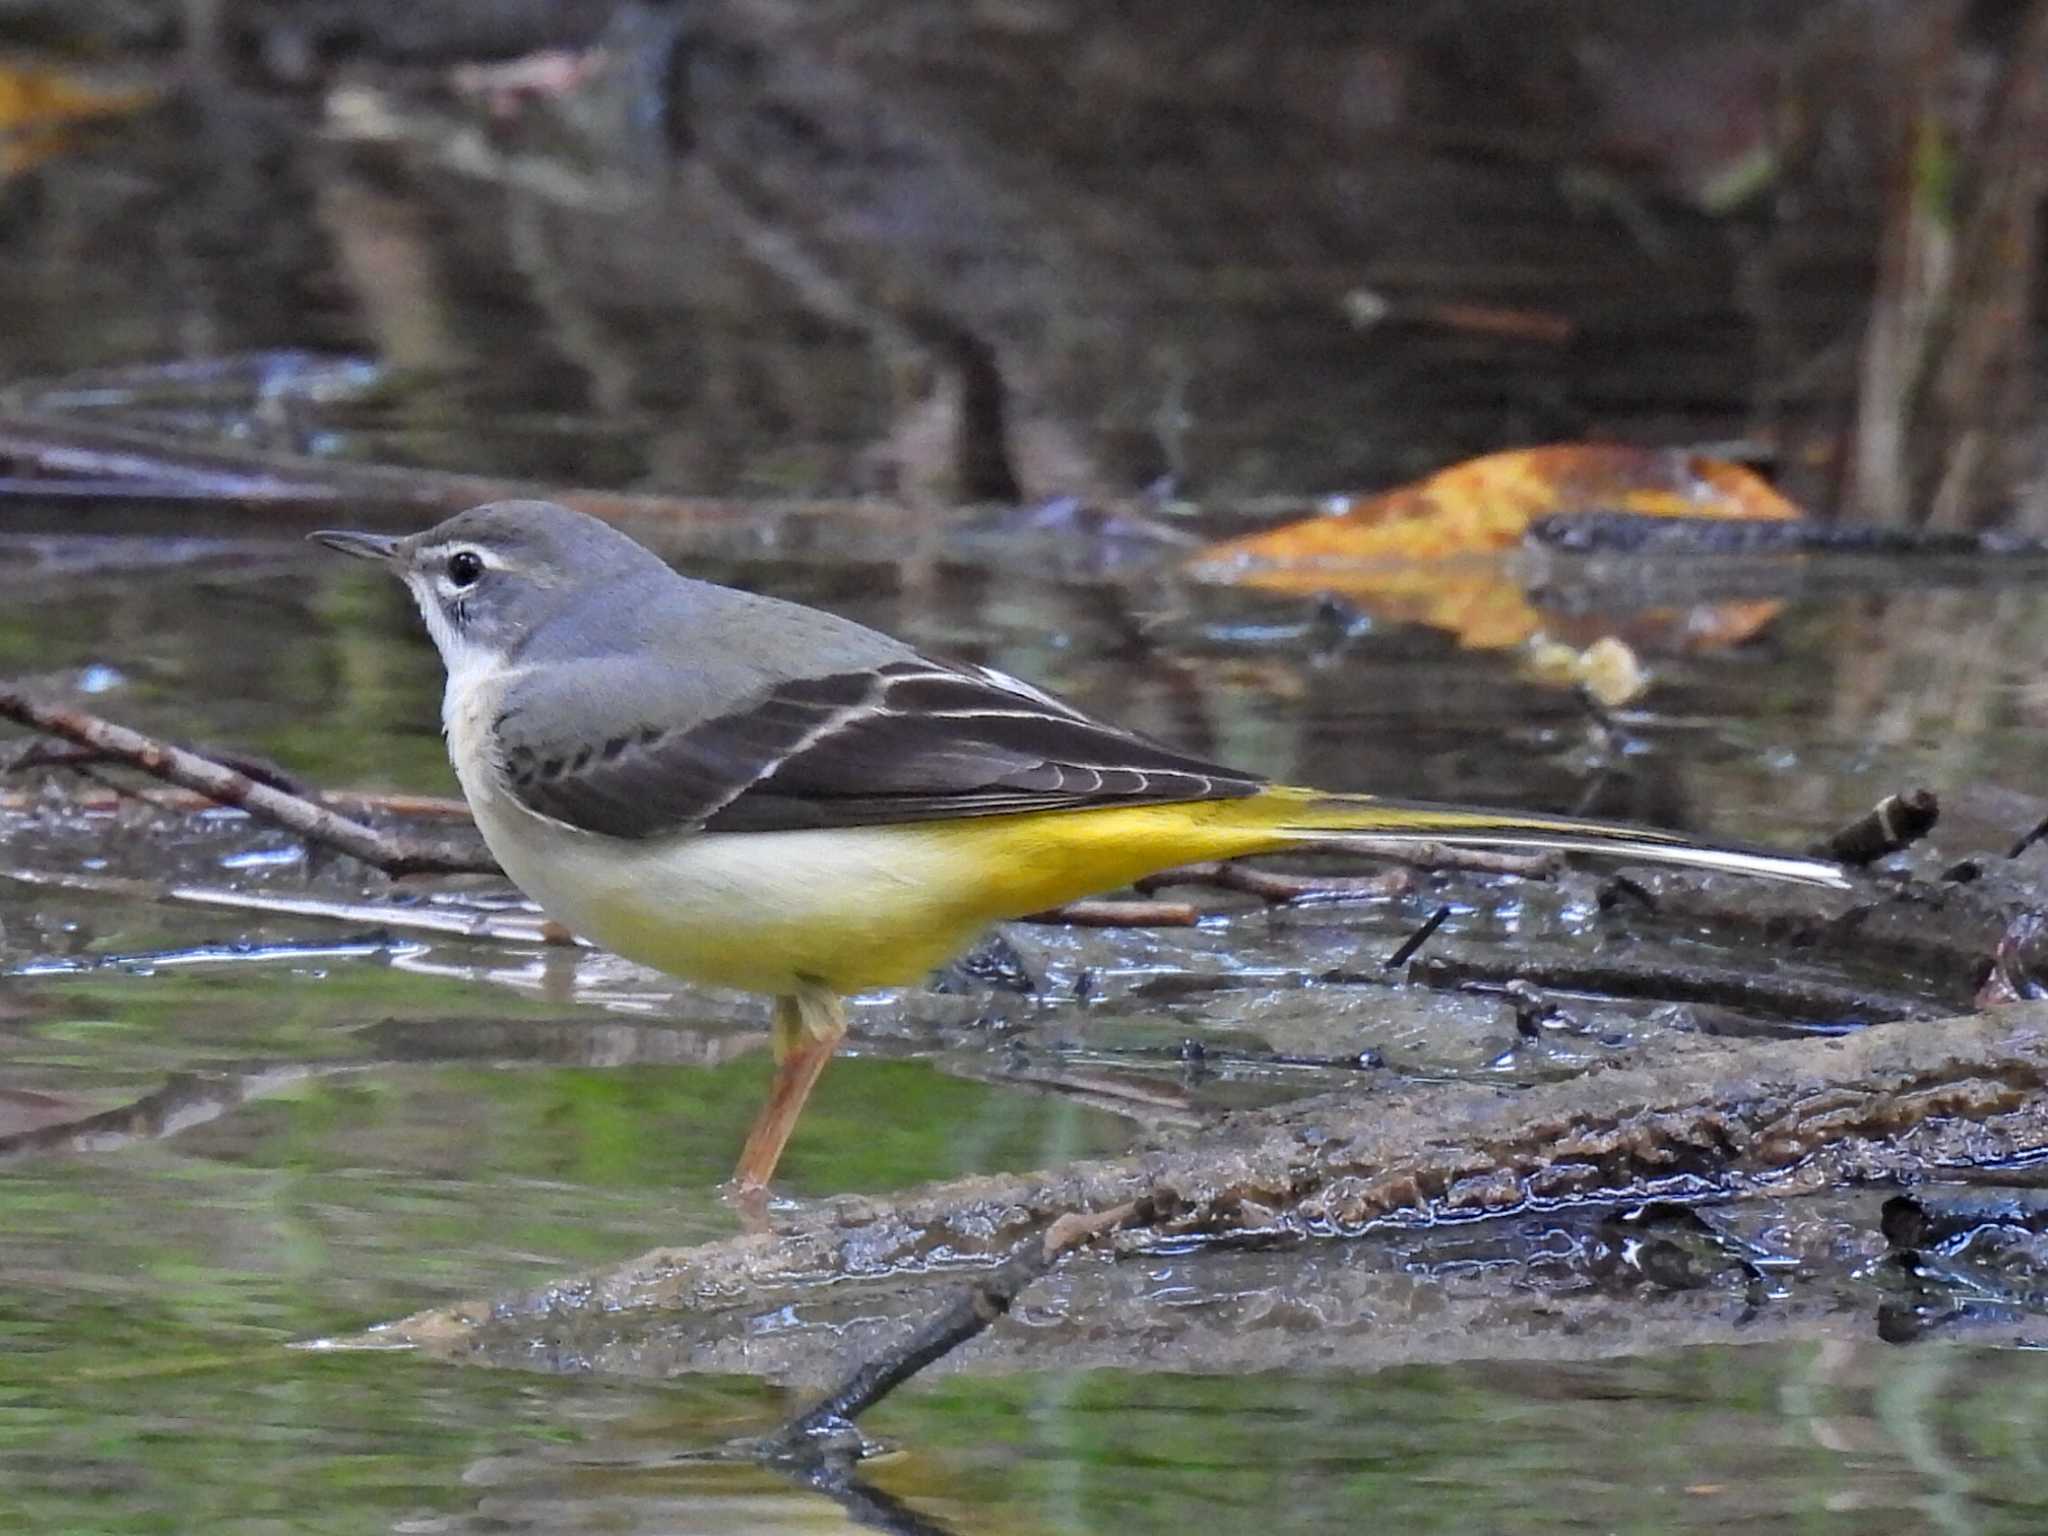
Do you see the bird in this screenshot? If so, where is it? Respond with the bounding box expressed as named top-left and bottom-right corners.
top-left (312, 500), bottom-right (1846, 1189)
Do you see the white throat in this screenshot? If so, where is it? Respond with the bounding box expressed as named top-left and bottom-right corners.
top-left (404, 579), bottom-right (505, 737)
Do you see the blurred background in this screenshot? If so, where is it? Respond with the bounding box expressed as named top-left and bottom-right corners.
top-left (3, 0), bottom-right (2044, 524)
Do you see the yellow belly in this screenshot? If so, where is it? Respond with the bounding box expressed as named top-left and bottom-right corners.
top-left (466, 787), bottom-right (1286, 996)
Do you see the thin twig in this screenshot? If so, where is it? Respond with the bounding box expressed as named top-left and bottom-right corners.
top-left (765, 1201), bottom-right (1140, 1457)
top-left (0, 736), bottom-right (313, 786)
top-left (0, 778), bottom-right (476, 821)
top-left (1135, 860), bottom-right (1412, 903)
top-left (0, 738), bottom-right (466, 815)
top-left (1026, 898), bottom-right (1200, 927)
top-left (0, 688), bottom-right (489, 876)
top-left (2011, 815), bottom-right (2048, 861)
top-left (790, 1464), bottom-right (964, 1536)
top-left (1383, 903), bottom-right (1453, 969)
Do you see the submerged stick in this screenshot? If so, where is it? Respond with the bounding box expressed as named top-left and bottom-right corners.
top-left (766, 1201), bottom-right (1140, 1455)
top-left (0, 1062), bottom-right (355, 1162)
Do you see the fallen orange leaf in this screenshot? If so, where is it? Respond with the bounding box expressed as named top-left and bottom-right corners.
top-left (0, 62), bottom-right (158, 179)
top-left (1189, 444), bottom-right (1805, 653)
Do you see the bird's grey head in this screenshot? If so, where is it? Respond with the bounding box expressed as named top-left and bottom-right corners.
top-left (310, 500), bottom-right (675, 679)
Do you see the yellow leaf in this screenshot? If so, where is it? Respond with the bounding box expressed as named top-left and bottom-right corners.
top-left (0, 62), bottom-right (158, 179)
top-left (1189, 444), bottom-right (1805, 652)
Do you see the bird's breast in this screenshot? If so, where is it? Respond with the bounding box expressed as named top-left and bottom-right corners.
top-left (440, 659), bottom-right (520, 810)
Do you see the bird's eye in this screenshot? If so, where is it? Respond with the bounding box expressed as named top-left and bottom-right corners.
top-left (447, 550), bottom-right (485, 588)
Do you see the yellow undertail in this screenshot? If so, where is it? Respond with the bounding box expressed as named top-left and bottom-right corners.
top-left (562, 784), bottom-right (1845, 996)
top-left (824, 784), bottom-right (1846, 990)
top-left (950, 783), bottom-right (1846, 921)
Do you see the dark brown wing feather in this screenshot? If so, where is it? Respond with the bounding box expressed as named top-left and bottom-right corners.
top-left (497, 660), bottom-right (1262, 838)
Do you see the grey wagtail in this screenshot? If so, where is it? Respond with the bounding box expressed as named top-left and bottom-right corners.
top-left (313, 500), bottom-right (1847, 1189)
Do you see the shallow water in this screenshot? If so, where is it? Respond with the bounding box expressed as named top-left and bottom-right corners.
top-left (10, 510), bottom-right (2048, 1532)
top-left (9, 56), bottom-right (2048, 1535)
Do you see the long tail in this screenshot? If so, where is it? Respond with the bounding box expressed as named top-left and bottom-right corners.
top-left (1255, 786), bottom-right (1849, 889)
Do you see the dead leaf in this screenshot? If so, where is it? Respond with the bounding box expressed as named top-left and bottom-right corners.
top-left (1189, 444), bottom-right (1805, 652)
top-left (0, 62), bottom-right (158, 179)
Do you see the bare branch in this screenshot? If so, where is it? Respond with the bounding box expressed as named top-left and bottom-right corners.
top-left (1026, 897), bottom-right (1200, 927)
top-left (1136, 860), bottom-right (1412, 903)
top-left (765, 1201), bottom-right (1140, 1455)
top-left (0, 688), bottom-right (491, 876)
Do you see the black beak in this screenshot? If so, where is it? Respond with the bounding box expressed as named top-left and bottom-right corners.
top-left (309, 529), bottom-right (401, 563)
